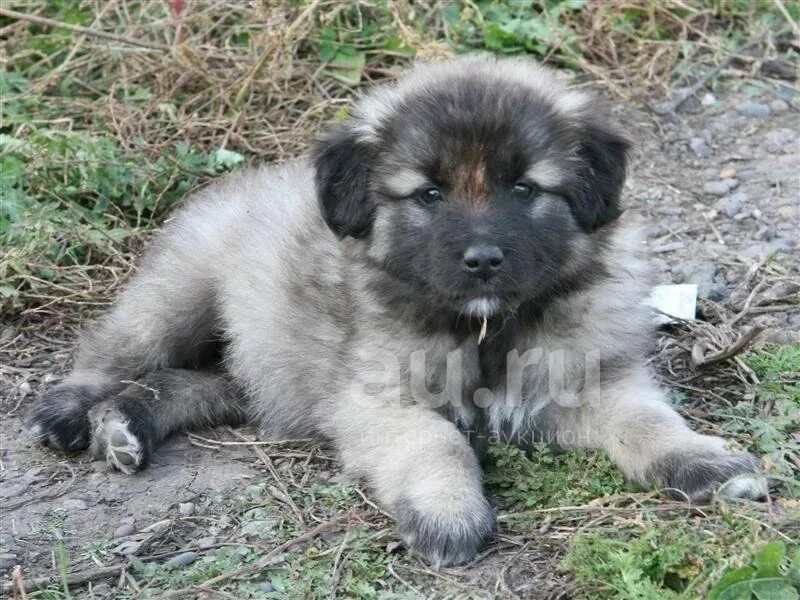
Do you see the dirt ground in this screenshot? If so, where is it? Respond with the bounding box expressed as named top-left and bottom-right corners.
top-left (1, 79), bottom-right (798, 598)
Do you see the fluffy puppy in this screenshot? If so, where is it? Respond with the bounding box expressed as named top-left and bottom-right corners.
top-left (29, 56), bottom-right (766, 567)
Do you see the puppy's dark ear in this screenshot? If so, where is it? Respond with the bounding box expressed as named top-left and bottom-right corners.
top-left (312, 129), bottom-right (375, 239)
top-left (569, 124), bottom-right (629, 231)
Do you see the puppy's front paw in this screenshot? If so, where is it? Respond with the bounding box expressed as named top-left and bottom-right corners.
top-left (649, 451), bottom-right (767, 502)
top-left (27, 385), bottom-right (102, 452)
top-left (394, 494), bottom-right (495, 568)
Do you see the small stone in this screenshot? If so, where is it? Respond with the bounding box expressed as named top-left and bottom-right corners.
top-left (701, 92), bottom-right (717, 106)
top-left (703, 181), bottom-right (728, 196)
top-left (62, 499), bottom-right (88, 510)
top-left (715, 192), bottom-right (747, 218)
top-left (735, 102), bottom-right (771, 118)
top-left (113, 524), bottom-right (136, 538)
top-left (91, 583), bottom-right (110, 597)
top-left (673, 261), bottom-right (727, 301)
top-left (739, 167), bottom-right (763, 182)
top-left (258, 582), bottom-right (275, 593)
top-left (197, 536), bottom-right (216, 550)
top-left (752, 208), bottom-right (763, 220)
top-left (770, 99), bottom-right (789, 113)
top-left (178, 502), bottom-right (195, 516)
top-left (18, 381), bottom-right (32, 397)
top-left (164, 551), bottom-right (198, 569)
top-left (0, 553), bottom-right (18, 571)
top-left (689, 137), bottom-right (712, 158)
top-left (719, 167), bottom-right (736, 179)
top-left (703, 181), bottom-right (732, 196)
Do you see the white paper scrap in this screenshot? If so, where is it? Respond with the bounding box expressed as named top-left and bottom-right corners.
top-left (645, 284), bottom-right (698, 325)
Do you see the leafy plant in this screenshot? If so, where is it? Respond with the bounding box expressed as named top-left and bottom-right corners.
top-left (485, 443), bottom-right (639, 509)
top-left (719, 346), bottom-right (800, 497)
top-left (563, 524), bottom-right (701, 599)
top-left (708, 542), bottom-right (800, 600)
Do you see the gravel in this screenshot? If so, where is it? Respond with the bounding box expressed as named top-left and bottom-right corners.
top-left (703, 180), bottom-right (736, 196)
top-left (735, 102), bottom-right (772, 118)
top-left (715, 192), bottom-right (747, 218)
top-left (689, 137), bottom-right (712, 158)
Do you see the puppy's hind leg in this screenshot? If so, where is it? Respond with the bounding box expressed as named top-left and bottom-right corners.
top-left (29, 229), bottom-right (221, 453)
top-left (88, 369), bottom-right (247, 474)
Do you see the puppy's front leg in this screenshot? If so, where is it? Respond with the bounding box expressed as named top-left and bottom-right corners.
top-left (543, 367), bottom-right (767, 501)
top-left (319, 393), bottom-right (494, 567)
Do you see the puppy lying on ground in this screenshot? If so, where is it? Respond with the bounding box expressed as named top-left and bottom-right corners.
top-left (30, 56), bottom-right (766, 567)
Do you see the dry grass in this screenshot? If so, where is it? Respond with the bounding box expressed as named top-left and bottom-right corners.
top-left (2, 0), bottom-right (796, 317)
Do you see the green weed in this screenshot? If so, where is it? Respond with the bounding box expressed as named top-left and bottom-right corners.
top-left (721, 346), bottom-right (800, 496)
top-left (486, 442), bottom-right (639, 510)
top-left (562, 517), bottom-right (791, 600)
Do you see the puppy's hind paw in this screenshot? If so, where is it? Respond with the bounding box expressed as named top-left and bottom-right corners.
top-left (27, 385), bottom-right (102, 453)
top-left (89, 406), bottom-right (153, 474)
top-left (649, 451), bottom-right (767, 502)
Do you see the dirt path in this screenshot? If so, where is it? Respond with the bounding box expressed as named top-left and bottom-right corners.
top-left (1, 82), bottom-right (797, 598)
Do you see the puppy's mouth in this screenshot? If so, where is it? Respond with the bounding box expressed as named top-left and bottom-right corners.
top-left (460, 296), bottom-right (504, 318)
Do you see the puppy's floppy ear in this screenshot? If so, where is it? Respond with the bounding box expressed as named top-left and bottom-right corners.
top-left (312, 128), bottom-right (375, 239)
top-left (568, 123), bottom-right (630, 231)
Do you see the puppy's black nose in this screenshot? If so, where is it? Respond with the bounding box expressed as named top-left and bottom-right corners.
top-left (463, 245), bottom-right (504, 280)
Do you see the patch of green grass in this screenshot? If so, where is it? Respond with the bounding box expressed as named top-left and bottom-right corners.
top-left (721, 346), bottom-right (800, 496)
top-left (1, 72), bottom-right (243, 313)
top-left (557, 341), bottom-right (800, 600)
top-left (562, 516), bottom-right (795, 600)
top-left (485, 442), bottom-right (640, 510)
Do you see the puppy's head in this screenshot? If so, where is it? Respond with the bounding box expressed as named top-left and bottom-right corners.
top-left (313, 56), bottom-right (629, 318)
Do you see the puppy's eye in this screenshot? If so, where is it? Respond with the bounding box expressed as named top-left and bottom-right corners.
top-left (416, 187), bottom-right (444, 205)
top-left (512, 182), bottom-right (536, 202)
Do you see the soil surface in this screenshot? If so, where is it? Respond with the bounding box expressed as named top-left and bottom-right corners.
top-left (1, 81), bottom-right (798, 598)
